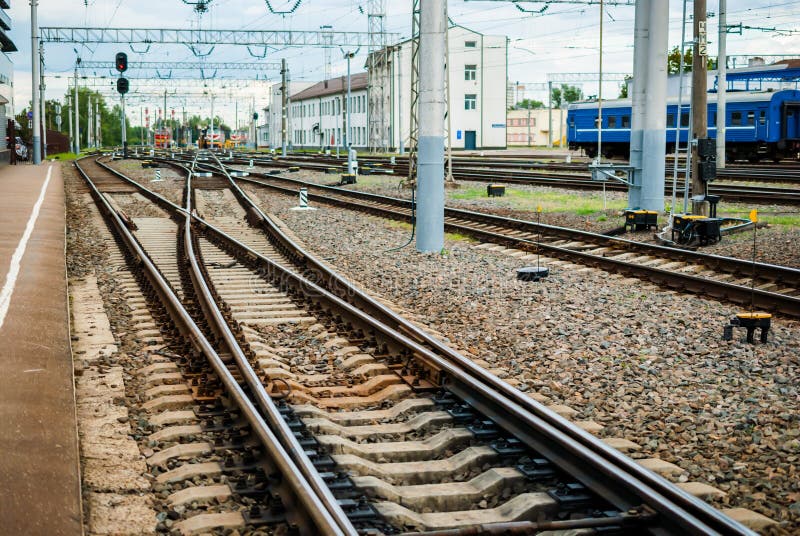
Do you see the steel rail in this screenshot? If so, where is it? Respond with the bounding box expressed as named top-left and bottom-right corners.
top-left (107, 154), bottom-right (752, 534)
top-left (178, 160), bottom-right (800, 316)
top-left (183, 156), bottom-right (756, 535)
top-left (76, 156), bottom-right (348, 536)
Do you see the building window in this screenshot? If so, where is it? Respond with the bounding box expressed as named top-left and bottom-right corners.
top-left (464, 94), bottom-right (477, 110)
top-left (731, 111), bottom-right (742, 126)
top-left (465, 64), bottom-right (477, 81)
top-left (465, 40), bottom-right (476, 48)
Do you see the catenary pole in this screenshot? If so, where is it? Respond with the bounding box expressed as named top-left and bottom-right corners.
top-left (691, 0), bottom-right (708, 215)
top-left (716, 0), bottom-right (727, 168)
top-left (74, 62), bottom-right (80, 154)
top-left (281, 58), bottom-right (288, 157)
top-left (640, 0), bottom-right (668, 212)
top-left (31, 0), bottom-right (42, 164)
top-left (416, 0), bottom-right (446, 253)
top-left (628, 0), bottom-right (649, 209)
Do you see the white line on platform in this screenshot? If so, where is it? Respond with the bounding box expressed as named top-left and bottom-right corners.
top-left (0, 165), bottom-right (54, 331)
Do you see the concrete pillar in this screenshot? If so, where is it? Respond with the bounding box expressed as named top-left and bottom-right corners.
top-left (716, 0), bottom-right (727, 168)
top-left (416, 0), bottom-right (446, 253)
top-left (640, 0), bottom-right (669, 212)
top-left (31, 0), bottom-right (41, 164)
top-left (628, 0), bottom-right (650, 208)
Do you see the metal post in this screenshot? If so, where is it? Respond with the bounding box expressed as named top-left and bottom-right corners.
top-left (343, 49), bottom-right (357, 174)
top-left (39, 44), bottom-right (47, 158)
top-left (597, 0), bottom-right (604, 162)
top-left (640, 0), bottom-right (668, 212)
top-left (121, 94), bottom-right (127, 157)
top-left (527, 103), bottom-right (531, 146)
top-left (547, 80), bottom-right (552, 148)
top-left (87, 95), bottom-right (93, 149)
top-left (31, 0), bottom-right (42, 164)
top-left (674, 0), bottom-right (690, 215)
top-left (210, 94), bottom-right (215, 150)
top-left (691, 0), bottom-right (708, 215)
top-left (68, 98), bottom-right (73, 153)
top-left (281, 58), bottom-right (288, 157)
top-left (74, 63), bottom-right (80, 154)
top-left (416, 0), bottom-right (446, 253)
top-left (628, 0), bottom-right (649, 209)
top-left (716, 0), bottom-right (727, 168)
top-left (95, 99), bottom-right (101, 148)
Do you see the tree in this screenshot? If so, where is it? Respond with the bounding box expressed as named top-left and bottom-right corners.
top-left (551, 84), bottom-right (583, 108)
top-left (618, 75), bottom-right (633, 98)
top-left (514, 98), bottom-right (544, 110)
top-left (667, 46), bottom-right (716, 74)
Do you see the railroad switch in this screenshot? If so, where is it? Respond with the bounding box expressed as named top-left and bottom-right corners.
top-left (341, 173), bottom-right (357, 185)
top-left (487, 184), bottom-right (506, 197)
top-left (724, 312), bottom-right (772, 343)
top-left (623, 209), bottom-right (658, 232)
top-left (288, 166), bottom-right (301, 172)
top-left (672, 214), bottom-right (722, 246)
top-left (326, 167), bottom-right (339, 174)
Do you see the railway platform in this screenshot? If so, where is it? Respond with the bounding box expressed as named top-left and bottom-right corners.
top-left (0, 162), bottom-right (82, 534)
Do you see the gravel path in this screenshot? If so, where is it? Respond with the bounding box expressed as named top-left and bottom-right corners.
top-left (243, 183), bottom-right (800, 534)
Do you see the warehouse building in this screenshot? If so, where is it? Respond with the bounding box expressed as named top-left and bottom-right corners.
top-left (506, 108), bottom-right (567, 147)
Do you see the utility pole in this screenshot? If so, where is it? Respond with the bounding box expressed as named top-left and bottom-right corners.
top-left (281, 58), bottom-right (288, 157)
top-left (68, 95), bottom-right (74, 153)
top-left (547, 80), bottom-right (552, 148)
top-left (416, 0), bottom-right (446, 253)
top-left (629, 0), bottom-right (649, 209)
top-left (527, 102), bottom-right (532, 146)
top-left (342, 48), bottom-right (359, 173)
top-left (39, 43), bottom-right (47, 159)
top-left (120, 94), bottom-right (127, 155)
top-left (716, 0), bottom-right (727, 168)
top-left (31, 0), bottom-right (42, 164)
top-left (95, 99), bottom-right (101, 148)
top-left (74, 59), bottom-right (80, 154)
top-left (87, 95), bottom-right (93, 149)
top-left (691, 0), bottom-right (708, 215)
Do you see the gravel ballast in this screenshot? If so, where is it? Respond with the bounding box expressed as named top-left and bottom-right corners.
top-left (243, 183), bottom-right (800, 534)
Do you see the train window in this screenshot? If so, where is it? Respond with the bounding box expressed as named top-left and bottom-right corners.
top-left (711, 112), bottom-right (716, 125)
top-left (731, 111), bottom-right (742, 125)
top-left (608, 116), bottom-right (617, 128)
top-left (594, 116), bottom-right (600, 128)
top-left (569, 117), bottom-right (575, 126)
top-left (747, 111), bottom-right (755, 126)
top-left (759, 110), bottom-right (766, 124)
top-left (667, 113), bottom-right (675, 126)
top-left (622, 115), bottom-right (630, 128)
top-left (680, 112), bottom-right (690, 127)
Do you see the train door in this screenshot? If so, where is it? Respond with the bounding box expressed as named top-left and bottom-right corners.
top-left (783, 102), bottom-right (800, 140)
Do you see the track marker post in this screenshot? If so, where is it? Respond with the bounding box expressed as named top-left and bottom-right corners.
top-left (290, 187), bottom-right (317, 211)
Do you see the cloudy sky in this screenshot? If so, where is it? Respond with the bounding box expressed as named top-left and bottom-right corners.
top-left (6, 0), bottom-right (800, 126)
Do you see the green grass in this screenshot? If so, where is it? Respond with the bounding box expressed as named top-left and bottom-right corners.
top-left (718, 208), bottom-right (800, 227)
top-left (48, 152), bottom-right (81, 161)
top-left (450, 186), bottom-right (628, 216)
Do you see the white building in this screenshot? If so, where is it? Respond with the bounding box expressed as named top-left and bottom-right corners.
top-left (256, 80), bottom-right (315, 149)
top-left (380, 25), bottom-right (509, 150)
top-left (281, 24), bottom-right (508, 152)
top-left (287, 73), bottom-right (369, 149)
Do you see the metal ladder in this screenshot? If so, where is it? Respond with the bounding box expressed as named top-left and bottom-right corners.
top-left (670, 0), bottom-right (694, 219)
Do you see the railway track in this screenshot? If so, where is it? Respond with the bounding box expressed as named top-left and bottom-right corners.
top-left (172, 158), bottom-right (800, 318)
top-left (80, 152), bottom-right (761, 534)
top-left (205, 152), bottom-right (800, 206)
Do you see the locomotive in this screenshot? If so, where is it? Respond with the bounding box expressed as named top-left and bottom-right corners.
top-left (567, 89), bottom-right (800, 162)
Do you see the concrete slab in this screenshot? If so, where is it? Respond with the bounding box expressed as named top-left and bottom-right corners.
top-left (0, 162), bottom-right (82, 534)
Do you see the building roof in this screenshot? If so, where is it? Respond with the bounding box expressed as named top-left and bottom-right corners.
top-left (291, 72), bottom-right (368, 101)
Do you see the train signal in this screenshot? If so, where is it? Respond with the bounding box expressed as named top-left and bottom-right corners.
top-left (115, 52), bottom-right (128, 73)
top-left (117, 77), bottom-right (129, 95)
top-left (253, 112), bottom-right (259, 121)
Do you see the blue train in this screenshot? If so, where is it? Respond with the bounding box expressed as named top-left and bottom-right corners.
top-left (567, 89), bottom-right (800, 162)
